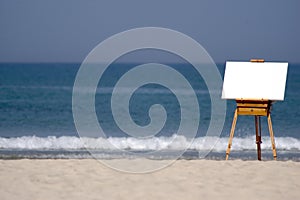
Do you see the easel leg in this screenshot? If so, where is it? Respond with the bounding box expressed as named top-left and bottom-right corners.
top-left (226, 109), bottom-right (238, 160)
top-left (267, 113), bottom-right (277, 160)
top-left (255, 116), bottom-right (262, 160)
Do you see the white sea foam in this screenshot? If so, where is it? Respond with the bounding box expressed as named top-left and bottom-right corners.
top-left (1, 135), bottom-right (300, 152)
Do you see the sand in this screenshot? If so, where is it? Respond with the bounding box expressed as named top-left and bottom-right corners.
top-left (0, 159), bottom-right (299, 200)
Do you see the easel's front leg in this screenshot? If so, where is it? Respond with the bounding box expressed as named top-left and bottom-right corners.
top-left (226, 109), bottom-right (238, 160)
top-left (267, 113), bottom-right (277, 160)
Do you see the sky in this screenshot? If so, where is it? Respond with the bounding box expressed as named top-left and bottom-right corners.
top-left (0, 0), bottom-right (299, 63)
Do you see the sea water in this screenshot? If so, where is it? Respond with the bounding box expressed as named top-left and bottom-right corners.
top-left (0, 62), bottom-right (299, 160)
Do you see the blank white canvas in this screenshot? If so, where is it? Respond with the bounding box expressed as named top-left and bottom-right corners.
top-left (222, 61), bottom-right (288, 100)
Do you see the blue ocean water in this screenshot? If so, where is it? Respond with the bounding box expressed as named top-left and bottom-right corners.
top-left (0, 62), bottom-right (299, 160)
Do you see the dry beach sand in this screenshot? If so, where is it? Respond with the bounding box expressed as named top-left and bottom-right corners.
top-left (0, 159), bottom-right (299, 200)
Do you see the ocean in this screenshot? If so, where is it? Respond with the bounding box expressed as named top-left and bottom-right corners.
top-left (0, 62), bottom-right (299, 160)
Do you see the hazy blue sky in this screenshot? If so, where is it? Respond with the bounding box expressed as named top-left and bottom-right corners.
top-left (0, 0), bottom-right (299, 63)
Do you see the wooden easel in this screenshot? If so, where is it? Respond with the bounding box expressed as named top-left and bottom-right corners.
top-left (225, 59), bottom-right (277, 160)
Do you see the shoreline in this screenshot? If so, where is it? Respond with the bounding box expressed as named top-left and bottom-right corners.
top-left (1, 148), bottom-right (300, 161)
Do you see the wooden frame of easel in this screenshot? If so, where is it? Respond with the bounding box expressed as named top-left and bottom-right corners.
top-left (225, 59), bottom-right (277, 161)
